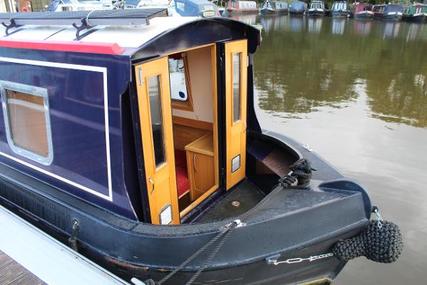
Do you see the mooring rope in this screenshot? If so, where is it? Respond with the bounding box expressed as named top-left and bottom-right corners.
top-left (155, 220), bottom-right (244, 285)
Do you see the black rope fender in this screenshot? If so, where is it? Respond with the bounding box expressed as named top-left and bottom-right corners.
top-left (332, 207), bottom-right (403, 263)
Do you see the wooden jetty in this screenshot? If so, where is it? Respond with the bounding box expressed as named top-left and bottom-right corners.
top-left (0, 206), bottom-right (131, 285)
top-left (0, 250), bottom-right (45, 285)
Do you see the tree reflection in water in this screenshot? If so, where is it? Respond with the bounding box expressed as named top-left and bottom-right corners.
top-left (254, 16), bottom-right (427, 127)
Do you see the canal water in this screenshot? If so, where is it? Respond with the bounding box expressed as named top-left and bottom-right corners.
top-left (239, 15), bottom-right (426, 284)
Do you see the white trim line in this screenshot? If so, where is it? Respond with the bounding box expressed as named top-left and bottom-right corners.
top-left (0, 57), bottom-right (113, 201)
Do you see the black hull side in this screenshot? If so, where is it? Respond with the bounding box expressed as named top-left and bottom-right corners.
top-left (355, 13), bottom-right (374, 20)
top-left (332, 11), bottom-right (350, 18)
top-left (0, 132), bottom-right (371, 284)
top-left (260, 9), bottom-right (289, 16)
top-left (383, 14), bottom-right (402, 21)
top-left (289, 11), bottom-right (305, 16)
top-left (402, 15), bottom-right (425, 23)
top-left (307, 11), bottom-right (326, 17)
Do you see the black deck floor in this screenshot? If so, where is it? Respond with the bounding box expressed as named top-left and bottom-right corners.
top-left (197, 180), bottom-right (266, 223)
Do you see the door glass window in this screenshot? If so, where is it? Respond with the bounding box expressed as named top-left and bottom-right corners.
top-left (232, 53), bottom-right (241, 122)
top-left (148, 75), bottom-right (166, 168)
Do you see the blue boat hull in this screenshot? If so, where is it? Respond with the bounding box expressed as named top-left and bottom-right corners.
top-left (0, 130), bottom-right (372, 285)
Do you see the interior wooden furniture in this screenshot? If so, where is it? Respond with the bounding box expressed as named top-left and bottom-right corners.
top-left (185, 134), bottom-right (215, 201)
top-left (169, 45), bottom-right (219, 218)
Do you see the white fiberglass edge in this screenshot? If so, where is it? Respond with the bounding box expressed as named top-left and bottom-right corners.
top-left (0, 205), bottom-right (129, 285)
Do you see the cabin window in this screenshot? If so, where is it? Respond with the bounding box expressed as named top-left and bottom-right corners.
top-left (232, 53), bottom-right (242, 123)
top-left (0, 81), bottom-right (53, 165)
top-left (148, 75), bottom-right (166, 167)
top-left (168, 53), bottom-right (193, 111)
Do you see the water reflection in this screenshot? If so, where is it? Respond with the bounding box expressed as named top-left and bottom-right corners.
top-left (331, 18), bottom-right (346, 35)
top-left (288, 16), bottom-right (305, 32)
top-left (230, 14), bottom-right (258, 26)
top-left (353, 20), bottom-right (372, 36)
top-left (383, 22), bottom-right (401, 39)
top-left (254, 15), bottom-right (427, 127)
top-left (308, 17), bottom-right (323, 33)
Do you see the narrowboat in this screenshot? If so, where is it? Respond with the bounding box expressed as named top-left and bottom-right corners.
top-left (226, 0), bottom-right (258, 15)
top-left (383, 4), bottom-right (404, 21)
top-left (372, 4), bottom-right (385, 19)
top-left (260, 0), bottom-right (288, 15)
top-left (170, 0), bottom-right (220, 17)
top-left (353, 2), bottom-right (374, 20)
top-left (374, 4), bottom-right (404, 21)
top-left (307, 0), bottom-right (327, 17)
top-left (289, 0), bottom-right (307, 15)
top-left (47, 0), bottom-right (115, 11)
top-left (331, 1), bottom-right (350, 18)
top-left (402, 3), bottom-right (427, 23)
top-left (0, 9), bottom-right (402, 285)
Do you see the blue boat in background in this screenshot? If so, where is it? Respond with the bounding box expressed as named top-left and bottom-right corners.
top-left (383, 4), bottom-right (404, 21)
top-left (289, 0), bottom-right (307, 15)
top-left (374, 4), bottom-right (404, 21)
top-left (171, 0), bottom-right (220, 17)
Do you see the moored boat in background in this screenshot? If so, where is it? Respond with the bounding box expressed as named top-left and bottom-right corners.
top-left (331, 1), bottom-right (350, 18)
top-left (260, 0), bottom-right (289, 15)
top-left (402, 3), bottom-right (427, 23)
top-left (374, 4), bottom-right (404, 21)
top-left (307, 0), bottom-right (327, 17)
top-left (47, 0), bottom-right (114, 11)
top-left (226, 0), bottom-right (258, 15)
top-left (353, 2), bottom-right (374, 20)
top-left (383, 4), bottom-right (404, 21)
top-left (289, 0), bottom-right (307, 15)
top-left (170, 0), bottom-right (220, 17)
top-left (372, 4), bottom-right (386, 19)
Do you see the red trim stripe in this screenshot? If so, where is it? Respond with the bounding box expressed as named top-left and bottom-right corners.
top-left (0, 39), bottom-right (125, 55)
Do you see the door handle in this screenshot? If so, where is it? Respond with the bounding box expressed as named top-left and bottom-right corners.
top-left (149, 177), bottom-right (154, 194)
top-left (193, 154), bottom-right (197, 173)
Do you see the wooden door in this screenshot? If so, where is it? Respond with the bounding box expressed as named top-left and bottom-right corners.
top-left (225, 40), bottom-right (248, 190)
top-left (135, 57), bottom-right (179, 225)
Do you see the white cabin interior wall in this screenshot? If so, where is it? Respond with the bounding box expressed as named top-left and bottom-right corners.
top-left (172, 47), bottom-right (213, 123)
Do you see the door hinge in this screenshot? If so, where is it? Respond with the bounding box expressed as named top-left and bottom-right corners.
top-left (219, 55), bottom-right (224, 70)
top-left (138, 68), bottom-right (144, 86)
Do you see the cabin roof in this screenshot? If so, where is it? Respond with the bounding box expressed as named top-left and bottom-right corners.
top-left (0, 15), bottom-right (196, 51)
top-left (0, 10), bottom-right (260, 57)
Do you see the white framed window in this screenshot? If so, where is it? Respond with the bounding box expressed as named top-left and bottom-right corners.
top-left (0, 81), bottom-right (53, 165)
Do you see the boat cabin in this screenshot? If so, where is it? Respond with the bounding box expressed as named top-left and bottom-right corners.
top-left (0, 9), bottom-right (269, 225)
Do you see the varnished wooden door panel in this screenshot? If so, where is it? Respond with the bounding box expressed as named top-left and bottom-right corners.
top-left (135, 57), bottom-right (179, 225)
top-left (225, 40), bottom-right (248, 190)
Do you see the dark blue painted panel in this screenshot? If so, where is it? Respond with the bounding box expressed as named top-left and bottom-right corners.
top-left (0, 47), bottom-right (136, 219)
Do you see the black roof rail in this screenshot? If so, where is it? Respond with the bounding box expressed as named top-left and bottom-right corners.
top-left (0, 8), bottom-right (168, 39)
